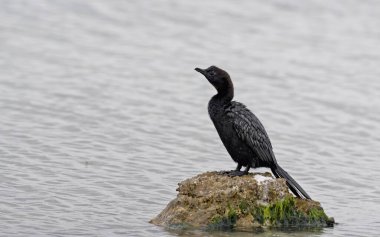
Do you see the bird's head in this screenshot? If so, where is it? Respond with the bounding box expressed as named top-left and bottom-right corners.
top-left (195, 66), bottom-right (233, 97)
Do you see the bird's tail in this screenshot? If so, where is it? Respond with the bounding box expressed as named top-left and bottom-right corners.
top-left (271, 165), bottom-right (311, 199)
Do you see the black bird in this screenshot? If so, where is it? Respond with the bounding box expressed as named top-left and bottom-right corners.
top-left (195, 65), bottom-right (311, 199)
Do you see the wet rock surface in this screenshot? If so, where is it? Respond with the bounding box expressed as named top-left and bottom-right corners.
top-left (150, 171), bottom-right (334, 231)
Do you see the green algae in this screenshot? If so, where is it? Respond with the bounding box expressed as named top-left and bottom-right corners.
top-left (207, 195), bottom-right (334, 230)
top-left (209, 196), bottom-right (333, 229)
top-left (208, 205), bottom-right (238, 230)
top-left (254, 196), bottom-right (331, 227)
top-left (238, 200), bottom-right (250, 214)
top-left (151, 172), bottom-right (334, 230)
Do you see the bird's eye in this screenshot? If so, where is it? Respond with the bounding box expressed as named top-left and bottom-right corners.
top-left (208, 70), bottom-right (216, 76)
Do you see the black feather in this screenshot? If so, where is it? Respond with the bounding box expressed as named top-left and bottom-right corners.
top-left (196, 65), bottom-right (311, 200)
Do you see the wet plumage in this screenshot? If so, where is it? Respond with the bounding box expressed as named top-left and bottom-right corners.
top-left (195, 65), bottom-right (311, 199)
top-left (226, 102), bottom-right (275, 166)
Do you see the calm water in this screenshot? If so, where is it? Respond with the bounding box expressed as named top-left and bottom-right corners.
top-left (1, 0), bottom-right (380, 236)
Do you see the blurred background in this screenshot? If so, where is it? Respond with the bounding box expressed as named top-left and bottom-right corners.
top-left (1, 0), bottom-right (380, 236)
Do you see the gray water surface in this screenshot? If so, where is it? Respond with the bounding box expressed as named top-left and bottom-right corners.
top-left (1, 0), bottom-right (380, 236)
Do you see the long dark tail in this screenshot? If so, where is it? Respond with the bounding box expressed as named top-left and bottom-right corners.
top-left (271, 165), bottom-right (311, 200)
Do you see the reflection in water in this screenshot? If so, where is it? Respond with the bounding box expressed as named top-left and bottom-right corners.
top-left (170, 226), bottom-right (327, 237)
top-left (0, 0), bottom-right (380, 236)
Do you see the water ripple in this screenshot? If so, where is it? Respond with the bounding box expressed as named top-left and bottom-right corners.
top-left (1, 0), bottom-right (380, 236)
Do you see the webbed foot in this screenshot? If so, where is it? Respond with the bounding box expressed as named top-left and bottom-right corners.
top-left (219, 164), bottom-right (250, 177)
top-left (219, 170), bottom-right (235, 175)
top-left (227, 170), bottom-right (248, 177)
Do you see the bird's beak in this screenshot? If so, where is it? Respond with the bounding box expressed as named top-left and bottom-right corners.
top-left (195, 67), bottom-right (207, 77)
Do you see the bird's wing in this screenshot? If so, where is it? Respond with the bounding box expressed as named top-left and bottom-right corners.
top-left (225, 101), bottom-right (275, 163)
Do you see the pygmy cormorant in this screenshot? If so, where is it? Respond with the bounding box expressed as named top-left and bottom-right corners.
top-left (195, 65), bottom-right (311, 199)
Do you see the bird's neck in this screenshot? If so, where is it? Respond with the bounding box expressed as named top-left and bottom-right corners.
top-left (209, 87), bottom-right (233, 120)
top-left (215, 83), bottom-right (234, 103)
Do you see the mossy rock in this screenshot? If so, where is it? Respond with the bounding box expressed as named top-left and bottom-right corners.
top-left (150, 171), bottom-right (334, 231)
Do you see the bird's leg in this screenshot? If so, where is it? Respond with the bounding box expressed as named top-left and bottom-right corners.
top-left (243, 165), bottom-right (251, 174)
top-left (228, 164), bottom-right (250, 177)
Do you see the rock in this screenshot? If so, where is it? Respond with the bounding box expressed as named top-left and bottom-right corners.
top-left (150, 171), bottom-right (334, 231)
